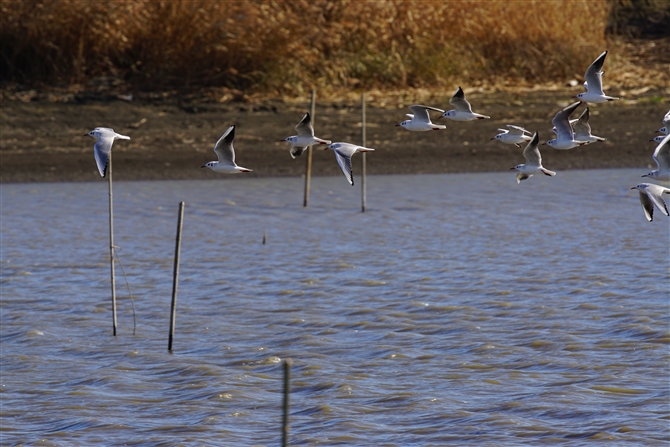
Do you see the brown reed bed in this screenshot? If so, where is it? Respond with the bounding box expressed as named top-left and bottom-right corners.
top-left (0, 1), bottom-right (666, 101)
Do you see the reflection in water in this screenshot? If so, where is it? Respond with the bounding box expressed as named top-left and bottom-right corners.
top-left (1, 170), bottom-right (668, 445)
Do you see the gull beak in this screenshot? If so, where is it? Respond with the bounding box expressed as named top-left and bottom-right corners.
top-left (490, 137), bottom-right (496, 140)
top-left (541, 143), bottom-right (546, 145)
top-left (201, 165), bottom-right (206, 168)
top-left (630, 186), bottom-right (636, 190)
top-left (394, 124), bottom-right (400, 127)
top-left (509, 167), bottom-right (517, 170)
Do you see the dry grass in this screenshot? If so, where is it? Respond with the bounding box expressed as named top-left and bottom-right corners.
top-left (1, 0), bottom-right (660, 99)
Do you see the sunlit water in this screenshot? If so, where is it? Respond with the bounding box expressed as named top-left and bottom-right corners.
top-left (2, 169), bottom-right (669, 446)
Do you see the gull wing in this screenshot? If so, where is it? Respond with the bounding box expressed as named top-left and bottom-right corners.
top-left (333, 148), bottom-right (354, 185)
top-left (214, 125), bottom-right (236, 165)
top-left (290, 146), bottom-right (308, 159)
top-left (449, 87), bottom-right (473, 113)
top-left (408, 105), bottom-right (444, 122)
top-left (93, 135), bottom-right (114, 177)
top-left (506, 124), bottom-right (530, 135)
top-left (638, 191), bottom-right (655, 221)
top-left (646, 184), bottom-right (670, 217)
top-left (295, 113), bottom-right (315, 138)
top-left (652, 134), bottom-right (670, 170)
top-left (663, 110), bottom-right (670, 127)
top-left (552, 102), bottom-right (581, 140)
top-left (522, 132), bottom-right (542, 167)
top-left (571, 107), bottom-right (592, 138)
top-left (584, 51), bottom-right (607, 95)
top-left (516, 173), bottom-right (531, 183)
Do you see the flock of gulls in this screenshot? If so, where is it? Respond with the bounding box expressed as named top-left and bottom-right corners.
top-left (87, 51), bottom-right (670, 222)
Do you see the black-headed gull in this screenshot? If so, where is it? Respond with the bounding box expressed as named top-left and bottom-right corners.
top-left (631, 183), bottom-right (670, 221)
top-left (571, 107), bottom-right (607, 144)
top-left (545, 102), bottom-right (588, 150)
top-left (575, 51), bottom-right (619, 103)
top-left (396, 105), bottom-right (446, 131)
top-left (324, 142), bottom-right (374, 186)
top-left (642, 134), bottom-right (670, 182)
top-left (86, 127), bottom-right (130, 177)
top-left (511, 132), bottom-right (556, 183)
top-left (491, 124), bottom-right (532, 147)
top-left (651, 135), bottom-right (666, 143)
top-left (202, 125), bottom-right (253, 174)
top-left (439, 87), bottom-right (490, 121)
top-left (281, 113), bottom-right (331, 159)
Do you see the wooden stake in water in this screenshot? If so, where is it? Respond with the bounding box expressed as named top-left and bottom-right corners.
top-left (282, 358), bottom-right (292, 447)
top-left (361, 91), bottom-right (367, 213)
top-left (108, 151), bottom-right (118, 336)
top-left (303, 90), bottom-right (316, 207)
top-left (168, 201), bottom-right (185, 352)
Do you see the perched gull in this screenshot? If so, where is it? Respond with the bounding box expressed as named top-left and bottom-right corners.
top-left (571, 107), bottom-right (607, 144)
top-left (491, 124), bottom-right (533, 147)
top-left (642, 134), bottom-right (670, 182)
top-left (575, 51), bottom-right (619, 103)
top-left (631, 183), bottom-right (670, 222)
top-left (396, 105), bottom-right (446, 131)
top-left (545, 101), bottom-right (588, 150)
top-left (439, 87), bottom-right (490, 121)
top-left (281, 113), bottom-right (331, 159)
top-left (201, 125), bottom-right (253, 174)
top-left (655, 110), bottom-right (670, 135)
top-left (511, 132), bottom-right (556, 183)
top-left (86, 127), bottom-right (130, 177)
top-left (324, 142), bottom-right (374, 186)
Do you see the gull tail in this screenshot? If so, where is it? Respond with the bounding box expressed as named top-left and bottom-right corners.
top-left (115, 134), bottom-right (131, 140)
top-left (541, 168), bottom-right (556, 177)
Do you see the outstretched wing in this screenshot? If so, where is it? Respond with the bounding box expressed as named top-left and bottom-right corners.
top-left (295, 113), bottom-right (315, 138)
top-left (449, 87), bottom-right (473, 113)
top-left (333, 149), bottom-right (354, 186)
top-left (214, 125), bottom-right (236, 165)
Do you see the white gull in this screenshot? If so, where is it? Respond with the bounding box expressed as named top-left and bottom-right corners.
top-left (439, 87), bottom-right (490, 121)
top-left (511, 132), bottom-right (556, 183)
top-left (631, 183), bottom-right (670, 222)
top-left (86, 127), bottom-right (130, 177)
top-left (396, 105), bottom-right (446, 131)
top-left (281, 113), bottom-right (331, 159)
top-left (202, 125), bottom-right (253, 174)
top-left (324, 142), bottom-right (374, 186)
top-left (575, 51), bottom-right (619, 103)
top-left (492, 124), bottom-right (532, 147)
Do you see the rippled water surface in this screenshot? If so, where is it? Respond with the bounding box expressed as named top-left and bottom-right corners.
top-left (2, 169), bottom-right (669, 446)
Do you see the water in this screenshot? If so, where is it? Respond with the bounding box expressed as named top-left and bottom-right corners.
top-left (1, 169), bottom-right (669, 446)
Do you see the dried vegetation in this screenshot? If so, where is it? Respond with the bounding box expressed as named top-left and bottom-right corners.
top-left (0, 1), bottom-right (666, 101)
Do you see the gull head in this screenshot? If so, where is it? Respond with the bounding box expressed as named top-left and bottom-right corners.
top-left (282, 136), bottom-right (297, 144)
top-left (642, 171), bottom-right (658, 179)
top-left (511, 165), bottom-right (523, 171)
top-left (492, 134), bottom-right (504, 141)
top-left (202, 161), bottom-right (215, 169)
top-left (439, 111), bottom-right (455, 119)
top-left (325, 142), bottom-right (340, 151)
top-left (395, 120), bottom-right (409, 127)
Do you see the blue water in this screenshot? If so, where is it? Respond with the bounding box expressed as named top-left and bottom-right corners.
top-left (1, 169), bottom-right (669, 446)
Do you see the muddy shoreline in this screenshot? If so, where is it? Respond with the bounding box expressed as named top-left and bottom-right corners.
top-left (1, 89), bottom-right (668, 183)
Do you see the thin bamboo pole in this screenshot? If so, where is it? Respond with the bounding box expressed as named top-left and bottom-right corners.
top-left (108, 152), bottom-right (118, 336)
top-left (361, 92), bottom-right (367, 213)
top-left (303, 90), bottom-right (316, 207)
top-left (282, 358), bottom-right (292, 447)
top-left (168, 201), bottom-right (185, 352)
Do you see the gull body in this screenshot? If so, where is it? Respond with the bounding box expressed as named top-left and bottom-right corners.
top-left (396, 105), bottom-right (446, 131)
top-left (571, 107), bottom-right (607, 144)
top-left (575, 51), bottom-right (619, 103)
top-left (281, 113), bottom-right (331, 159)
top-left (492, 124), bottom-right (532, 147)
top-left (202, 125), bottom-right (253, 174)
top-left (546, 102), bottom-right (588, 150)
top-left (86, 127), bottom-right (130, 177)
top-left (631, 183), bottom-right (670, 221)
top-left (511, 132), bottom-right (556, 183)
top-left (439, 87), bottom-right (490, 121)
top-left (642, 134), bottom-right (670, 182)
top-left (324, 142), bottom-right (374, 186)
